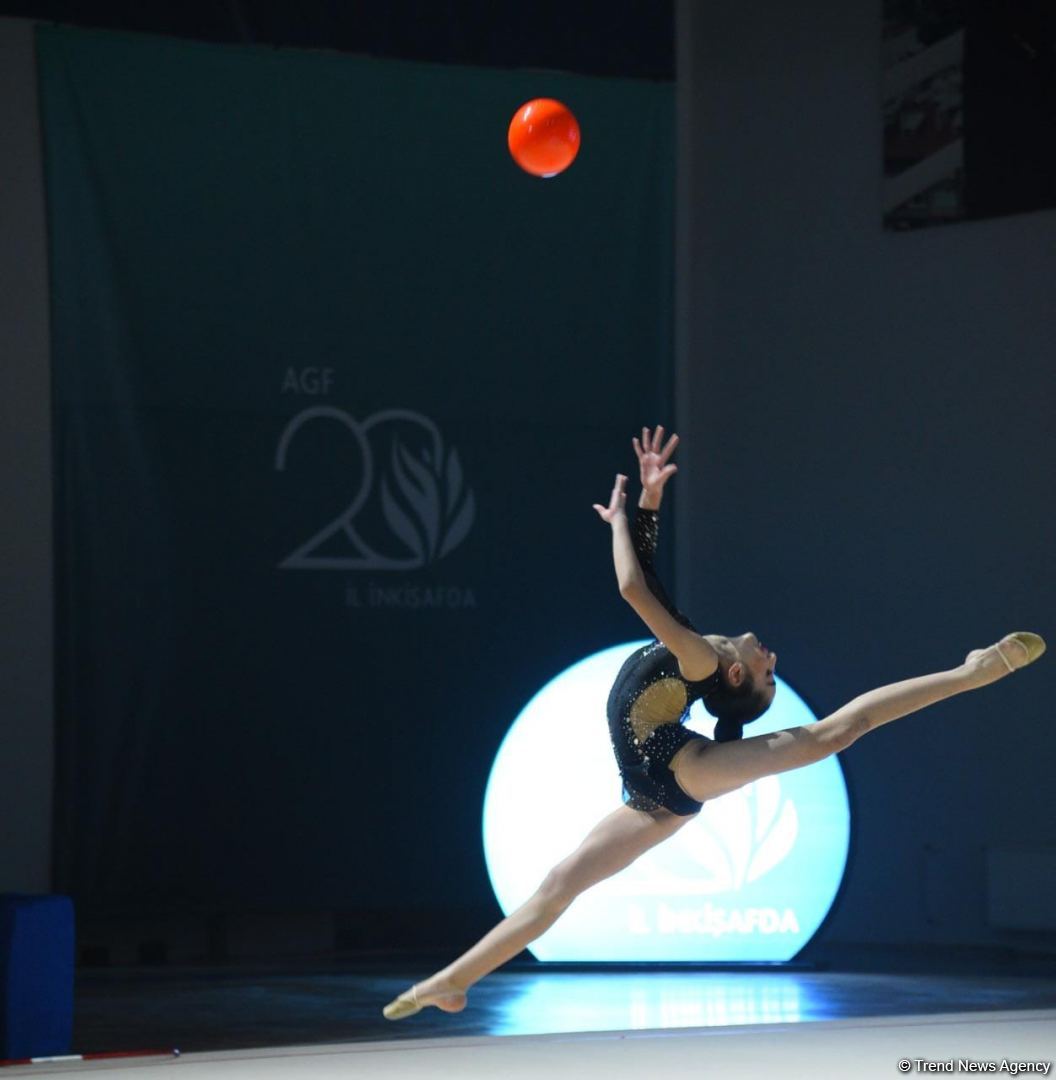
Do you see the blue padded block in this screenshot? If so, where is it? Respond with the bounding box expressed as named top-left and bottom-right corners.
top-left (0, 895), bottom-right (74, 1060)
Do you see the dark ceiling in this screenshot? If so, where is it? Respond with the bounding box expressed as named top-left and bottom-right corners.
top-left (0, 1), bottom-right (675, 79)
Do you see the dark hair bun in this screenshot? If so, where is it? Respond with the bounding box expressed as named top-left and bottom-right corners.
top-left (713, 716), bottom-right (744, 743)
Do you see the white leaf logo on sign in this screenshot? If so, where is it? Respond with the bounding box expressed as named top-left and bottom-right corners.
top-left (679, 777), bottom-right (799, 895)
top-left (275, 406), bottom-right (475, 570)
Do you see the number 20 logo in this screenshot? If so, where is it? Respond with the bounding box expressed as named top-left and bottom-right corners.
top-left (274, 407), bottom-right (476, 571)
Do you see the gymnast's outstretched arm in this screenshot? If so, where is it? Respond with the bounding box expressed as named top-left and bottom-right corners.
top-left (595, 427), bottom-right (719, 681)
top-left (599, 475), bottom-right (716, 680)
top-left (629, 426), bottom-right (698, 632)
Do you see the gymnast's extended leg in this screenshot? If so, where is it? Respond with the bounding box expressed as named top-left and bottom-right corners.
top-left (383, 802), bottom-right (693, 1018)
top-left (672, 633), bottom-right (1043, 805)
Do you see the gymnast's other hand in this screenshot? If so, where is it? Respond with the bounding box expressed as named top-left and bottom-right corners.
top-left (633, 425), bottom-right (679, 508)
top-left (593, 473), bottom-right (629, 525)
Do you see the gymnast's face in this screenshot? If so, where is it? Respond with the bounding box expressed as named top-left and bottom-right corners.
top-left (732, 632), bottom-right (777, 706)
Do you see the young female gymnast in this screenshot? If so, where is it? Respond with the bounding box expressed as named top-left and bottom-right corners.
top-left (383, 426), bottom-right (1045, 1020)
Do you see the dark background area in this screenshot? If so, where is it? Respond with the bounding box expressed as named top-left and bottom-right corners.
top-left (962, 0), bottom-right (1056, 219)
top-left (0, 0), bottom-right (675, 78)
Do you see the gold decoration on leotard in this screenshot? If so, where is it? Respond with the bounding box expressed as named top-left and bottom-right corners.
top-left (628, 678), bottom-right (688, 743)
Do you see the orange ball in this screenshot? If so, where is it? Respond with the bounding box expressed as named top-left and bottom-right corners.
top-left (507, 98), bottom-right (581, 178)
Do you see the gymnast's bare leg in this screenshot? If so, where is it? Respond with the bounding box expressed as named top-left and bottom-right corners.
top-left (388, 803), bottom-right (692, 1016)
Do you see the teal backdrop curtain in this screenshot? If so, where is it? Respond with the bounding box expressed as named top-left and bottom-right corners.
top-left (38, 25), bottom-right (674, 922)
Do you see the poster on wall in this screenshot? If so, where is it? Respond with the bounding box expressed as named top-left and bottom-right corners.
top-left (883, 1), bottom-right (1056, 229)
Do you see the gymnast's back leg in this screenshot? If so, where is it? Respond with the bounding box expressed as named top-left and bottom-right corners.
top-left (383, 802), bottom-right (694, 1018)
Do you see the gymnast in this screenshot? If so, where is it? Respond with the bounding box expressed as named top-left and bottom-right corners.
top-left (384, 425), bottom-right (1045, 1019)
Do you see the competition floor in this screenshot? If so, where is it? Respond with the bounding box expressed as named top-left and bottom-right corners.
top-left (12, 965), bottom-right (1056, 1078)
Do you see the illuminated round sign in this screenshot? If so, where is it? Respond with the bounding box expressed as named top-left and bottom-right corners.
top-left (482, 642), bottom-right (850, 961)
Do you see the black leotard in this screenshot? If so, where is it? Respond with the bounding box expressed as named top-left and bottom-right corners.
top-left (605, 507), bottom-right (721, 816)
